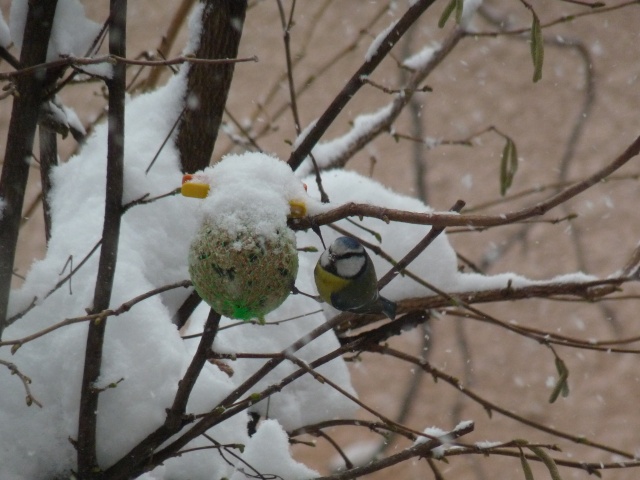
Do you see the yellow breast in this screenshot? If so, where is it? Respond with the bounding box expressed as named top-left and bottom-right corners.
top-left (314, 263), bottom-right (350, 305)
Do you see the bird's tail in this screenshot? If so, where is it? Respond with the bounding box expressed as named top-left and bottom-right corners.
top-left (349, 294), bottom-right (397, 319)
top-left (378, 295), bottom-right (397, 320)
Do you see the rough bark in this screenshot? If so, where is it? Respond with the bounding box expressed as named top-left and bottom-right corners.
top-left (176, 0), bottom-right (248, 173)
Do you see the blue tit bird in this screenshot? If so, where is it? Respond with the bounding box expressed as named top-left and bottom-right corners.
top-left (314, 236), bottom-right (396, 319)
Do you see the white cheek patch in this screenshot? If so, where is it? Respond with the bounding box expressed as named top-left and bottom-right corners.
top-left (335, 255), bottom-right (365, 278)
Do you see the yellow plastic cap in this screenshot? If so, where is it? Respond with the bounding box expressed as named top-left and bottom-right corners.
top-left (288, 199), bottom-right (307, 218)
top-left (181, 174), bottom-right (211, 198)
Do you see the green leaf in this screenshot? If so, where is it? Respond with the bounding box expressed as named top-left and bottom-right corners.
top-left (549, 356), bottom-right (570, 403)
top-left (454, 0), bottom-right (464, 23)
top-left (528, 446), bottom-right (564, 480)
top-left (499, 137), bottom-right (518, 196)
top-left (554, 356), bottom-right (568, 377)
top-left (438, 0), bottom-right (457, 28)
top-left (520, 451), bottom-right (535, 480)
top-left (530, 12), bottom-right (544, 82)
top-left (548, 373), bottom-right (568, 403)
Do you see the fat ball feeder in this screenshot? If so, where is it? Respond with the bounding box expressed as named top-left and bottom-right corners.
top-left (181, 154), bottom-right (311, 322)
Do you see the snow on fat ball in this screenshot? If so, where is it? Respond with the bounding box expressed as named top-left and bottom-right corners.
top-left (183, 153), bottom-right (317, 321)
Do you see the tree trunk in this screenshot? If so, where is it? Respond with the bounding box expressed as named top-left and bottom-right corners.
top-left (176, 0), bottom-right (248, 173)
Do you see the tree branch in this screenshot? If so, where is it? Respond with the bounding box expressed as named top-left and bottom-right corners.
top-left (0, 358), bottom-right (43, 408)
top-left (77, 2), bottom-right (127, 476)
top-left (337, 276), bottom-right (631, 333)
top-left (38, 126), bottom-right (57, 243)
top-left (143, 0), bottom-right (198, 90)
top-left (0, 53), bottom-right (257, 81)
top-left (370, 345), bottom-right (635, 459)
top-left (378, 200), bottom-right (466, 290)
top-left (313, 421), bottom-right (475, 480)
top-left (0, 281), bottom-right (192, 352)
top-left (104, 309), bottom-right (221, 479)
top-left (287, 0), bottom-right (439, 170)
top-left (290, 133), bottom-right (640, 230)
top-left (0, 0), bottom-right (59, 333)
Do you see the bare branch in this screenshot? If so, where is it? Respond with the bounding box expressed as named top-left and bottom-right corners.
top-left (0, 358), bottom-right (43, 408)
top-left (275, 0), bottom-right (302, 134)
top-left (369, 345), bottom-right (635, 459)
top-left (0, 0), bottom-right (59, 332)
top-left (378, 199), bottom-right (465, 290)
top-left (470, 0), bottom-right (637, 37)
top-left (313, 421), bottom-right (475, 480)
top-left (338, 276), bottom-right (632, 333)
top-left (290, 134), bottom-right (640, 230)
top-left (104, 309), bottom-right (222, 479)
top-left (0, 53), bottom-right (258, 81)
top-left (0, 281), bottom-right (192, 351)
top-left (77, 2), bottom-right (127, 475)
top-left (143, 0), bottom-right (198, 90)
top-left (288, 0), bottom-right (440, 170)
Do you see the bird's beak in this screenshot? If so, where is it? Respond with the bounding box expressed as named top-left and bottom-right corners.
top-left (181, 174), bottom-right (211, 198)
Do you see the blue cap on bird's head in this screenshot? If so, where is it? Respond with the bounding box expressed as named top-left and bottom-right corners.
top-left (330, 236), bottom-right (365, 256)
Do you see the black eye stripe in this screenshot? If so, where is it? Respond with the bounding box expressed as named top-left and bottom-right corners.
top-left (334, 251), bottom-right (365, 260)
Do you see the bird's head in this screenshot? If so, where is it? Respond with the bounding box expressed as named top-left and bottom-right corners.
top-left (321, 237), bottom-right (367, 279)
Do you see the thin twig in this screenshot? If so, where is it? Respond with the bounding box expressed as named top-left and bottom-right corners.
top-left (0, 281), bottom-right (192, 351)
top-left (121, 188), bottom-right (181, 213)
top-left (316, 430), bottom-right (355, 470)
top-left (470, 0), bottom-right (638, 37)
top-left (0, 54), bottom-right (258, 80)
top-left (276, 0), bottom-right (302, 134)
top-left (0, 0), bottom-right (59, 332)
top-left (144, 0), bottom-right (198, 90)
top-left (312, 422), bottom-right (475, 480)
top-left (377, 199), bottom-right (465, 290)
top-left (145, 106), bottom-right (186, 174)
top-left (337, 276), bottom-right (632, 333)
top-left (290, 134), bottom-right (640, 230)
top-left (288, 418), bottom-right (417, 441)
top-left (288, 0), bottom-right (440, 170)
top-left (369, 345), bottom-right (635, 459)
top-left (0, 358), bottom-right (43, 408)
top-left (443, 445), bottom-right (640, 475)
top-left (5, 239), bottom-right (102, 327)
